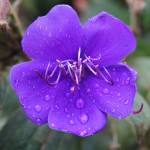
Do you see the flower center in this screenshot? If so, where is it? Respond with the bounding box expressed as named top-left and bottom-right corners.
top-left (35, 48), bottom-right (114, 93)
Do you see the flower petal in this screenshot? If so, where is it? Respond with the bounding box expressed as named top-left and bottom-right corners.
top-left (22, 5), bottom-right (83, 61)
top-left (83, 64), bottom-right (137, 119)
top-left (48, 79), bottom-right (107, 137)
top-left (82, 12), bottom-right (136, 66)
top-left (10, 61), bottom-right (59, 125)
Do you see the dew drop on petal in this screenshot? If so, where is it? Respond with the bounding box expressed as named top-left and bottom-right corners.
top-left (69, 120), bottom-right (74, 125)
top-left (112, 109), bottom-right (116, 112)
top-left (125, 100), bottom-right (129, 105)
top-left (118, 114), bottom-right (122, 119)
top-left (45, 95), bottom-right (50, 101)
top-left (55, 105), bottom-right (59, 109)
top-left (87, 89), bottom-right (90, 93)
top-left (117, 93), bottom-right (121, 97)
top-left (35, 105), bottom-right (42, 112)
top-left (65, 93), bottom-right (70, 98)
top-left (36, 118), bottom-right (41, 125)
top-left (64, 108), bottom-right (68, 112)
top-left (51, 123), bottom-right (55, 127)
top-left (76, 98), bottom-right (85, 109)
top-left (28, 106), bottom-right (31, 110)
top-left (80, 130), bottom-right (88, 136)
top-left (48, 32), bottom-right (52, 37)
top-left (79, 114), bottom-right (89, 124)
top-left (103, 88), bottom-right (109, 94)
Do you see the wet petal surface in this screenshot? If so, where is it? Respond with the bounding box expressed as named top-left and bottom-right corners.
top-left (48, 79), bottom-right (107, 137)
top-left (83, 12), bottom-right (136, 66)
top-left (10, 61), bottom-right (59, 125)
top-left (22, 5), bottom-right (83, 61)
top-left (83, 64), bottom-right (137, 119)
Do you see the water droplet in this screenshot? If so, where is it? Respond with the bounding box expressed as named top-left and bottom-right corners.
top-left (117, 93), bottom-right (121, 97)
top-left (15, 79), bottom-right (19, 87)
top-left (79, 114), bottom-right (89, 124)
top-left (28, 106), bottom-right (31, 110)
top-left (92, 99), bottom-right (96, 103)
top-left (80, 130), bottom-right (88, 136)
top-left (51, 123), bottom-right (55, 127)
top-left (35, 105), bottom-right (41, 112)
top-left (87, 89), bottom-right (90, 93)
top-left (22, 104), bottom-right (26, 109)
top-left (45, 95), bottom-right (50, 101)
top-left (125, 77), bottom-right (130, 85)
top-left (103, 88), bottom-right (109, 94)
top-left (125, 100), bottom-right (129, 105)
top-left (55, 105), bottom-right (59, 109)
top-left (36, 118), bottom-right (41, 125)
top-left (65, 93), bottom-right (70, 98)
top-left (76, 98), bottom-right (85, 109)
top-left (116, 78), bottom-right (120, 82)
top-left (112, 109), bottom-right (116, 112)
top-left (69, 120), bottom-right (74, 125)
top-left (67, 115), bottom-right (70, 118)
top-left (64, 108), bottom-right (68, 112)
top-left (48, 32), bottom-right (52, 37)
top-left (95, 84), bottom-right (99, 88)
top-left (117, 105), bottom-right (120, 108)
top-left (118, 114), bottom-right (122, 119)
top-left (22, 72), bottom-right (25, 77)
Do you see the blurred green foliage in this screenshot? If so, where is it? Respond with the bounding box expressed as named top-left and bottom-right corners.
top-left (1, 0), bottom-right (150, 150)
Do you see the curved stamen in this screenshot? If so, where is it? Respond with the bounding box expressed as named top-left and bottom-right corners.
top-left (47, 64), bottom-right (58, 78)
top-left (45, 61), bottom-right (51, 79)
top-left (132, 103), bottom-right (144, 114)
top-left (103, 66), bottom-right (114, 85)
top-left (46, 69), bottom-right (62, 86)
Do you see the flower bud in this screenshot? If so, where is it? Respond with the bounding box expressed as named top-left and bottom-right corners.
top-left (0, 0), bottom-right (10, 29)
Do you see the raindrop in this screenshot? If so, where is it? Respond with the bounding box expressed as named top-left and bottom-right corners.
top-left (48, 32), bottom-right (52, 37)
top-left (15, 79), bottom-right (19, 87)
top-left (22, 104), bottom-right (26, 109)
top-left (69, 120), bottom-right (74, 125)
top-left (65, 93), bottom-right (70, 98)
top-left (87, 89), bottom-right (90, 93)
top-left (117, 105), bottom-right (120, 108)
top-left (45, 95), bottom-right (50, 101)
top-left (79, 114), bottom-right (89, 124)
top-left (118, 114), bottom-right (122, 119)
top-left (64, 108), bottom-right (68, 112)
top-left (28, 106), bottom-right (31, 110)
top-left (125, 100), bottom-right (129, 105)
top-left (22, 72), bottom-right (25, 77)
top-left (36, 118), bottom-right (41, 125)
top-left (76, 98), bottom-right (85, 109)
top-left (55, 105), bottom-right (59, 109)
top-left (80, 130), bottom-right (88, 136)
top-left (117, 93), bottom-right (121, 97)
top-left (35, 105), bottom-right (41, 112)
top-left (112, 109), bottom-right (116, 112)
top-left (95, 84), bottom-right (99, 88)
top-left (67, 115), bottom-right (70, 118)
top-left (51, 123), bottom-right (55, 127)
top-left (125, 77), bottom-right (130, 85)
top-left (103, 88), bottom-right (109, 94)
top-left (116, 78), bottom-right (120, 82)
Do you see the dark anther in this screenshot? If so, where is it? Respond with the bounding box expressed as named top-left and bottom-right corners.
top-left (132, 103), bottom-right (144, 114)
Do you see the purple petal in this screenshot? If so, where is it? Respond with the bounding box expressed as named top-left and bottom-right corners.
top-left (10, 61), bottom-right (58, 125)
top-left (22, 5), bottom-right (83, 61)
top-left (82, 12), bottom-right (136, 66)
top-left (83, 64), bottom-right (137, 119)
top-left (48, 79), bottom-right (107, 137)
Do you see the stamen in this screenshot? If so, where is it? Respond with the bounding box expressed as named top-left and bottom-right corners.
top-left (132, 103), bottom-right (144, 114)
top-left (35, 70), bottom-right (44, 79)
top-left (46, 69), bottom-right (62, 86)
top-left (78, 48), bottom-right (81, 67)
top-left (45, 61), bottom-right (51, 79)
top-left (47, 64), bottom-right (58, 78)
top-left (85, 62), bottom-right (98, 76)
top-left (103, 66), bottom-right (114, 85)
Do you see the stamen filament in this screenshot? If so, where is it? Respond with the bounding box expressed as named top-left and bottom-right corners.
top-left (132, 103), bottom-right (144, 114)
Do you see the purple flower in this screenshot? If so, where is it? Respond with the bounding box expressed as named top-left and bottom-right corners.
top-left (10, 5), bottom-right (137, 137)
